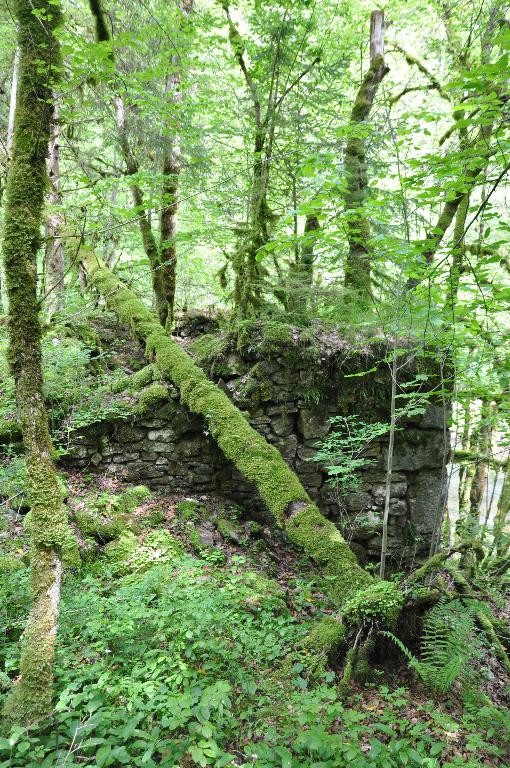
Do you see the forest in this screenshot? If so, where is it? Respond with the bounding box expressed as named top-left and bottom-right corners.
top-left (0, 0), bottom-right (510, 765)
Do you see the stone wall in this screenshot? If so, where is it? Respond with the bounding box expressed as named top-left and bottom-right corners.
top-left (61, 318), bottom-right (449, 568)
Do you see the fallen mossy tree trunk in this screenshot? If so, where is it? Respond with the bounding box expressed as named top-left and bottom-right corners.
top-left (78, 252), bottom-right (510, 681)
top-left (78, 248), bottom-right (371, 601)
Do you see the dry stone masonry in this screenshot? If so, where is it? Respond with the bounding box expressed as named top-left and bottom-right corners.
top-left (62, 316), bottom-right (449, 568)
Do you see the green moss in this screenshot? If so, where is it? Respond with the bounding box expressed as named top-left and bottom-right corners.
top-left (247, 520), bottom-right (263, 537)
top-left (185, 525), bottom-right (204, 552)
top-left (303, 616), bottom-right (346, 654)
top-left (260, 321), bottom-right (293, 351)
top-left (104, 531), bottom-right (138, 564)
top-left (176, 499), bottom-right (200, 520)
top-left (189, 334), bottom-right (231, 375)
top-left (136, 383), bottom-right (169, 413)
top-left (342, 581), bottom-right (404, 628)
top-left (74, 508), bottom-right (126, 542)
top-left (110, 364), bottom-right (157, 395)
top-left (74, 486), bottom-right (150, 543)
top-left (106, 530), bottom-right (184, 576)
top-left (0, 554), bottom-right (25, 573)
top-left (117, 485), bottom-right (151, 513)
top-left (143, 508), bottom-right (166, 528)
top-left (285, 503), bottom-right (372, 600)
top-left (216, 516), bottom-right (246, 544)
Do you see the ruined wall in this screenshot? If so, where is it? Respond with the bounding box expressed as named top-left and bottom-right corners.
top-left (61, 317), bottom-right (449, 567)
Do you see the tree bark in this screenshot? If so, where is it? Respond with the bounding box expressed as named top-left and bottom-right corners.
top-left (6, 47), bottom-right (19, 158)
top-left (79, 247), bottom-right (371, 602)
top-left (44, 98), bottom-right (65, 319)
top-left (1, 0), bottom-right (76, 726)
top-left (343, 10), bottom-right (389, 296)
top-left (493, 459), bottom-right (510, 556)
top-left (159, 0), bottom-right (194, 331)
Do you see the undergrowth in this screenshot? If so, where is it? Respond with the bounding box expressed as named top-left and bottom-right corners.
top-left (1, 546), bottom-right (509, 767)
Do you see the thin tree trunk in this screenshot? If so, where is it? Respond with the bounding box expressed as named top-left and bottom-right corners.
top-left (88, 0), bottom-right (175, 328)
top-left (457, 399), bottom-right (472, 509)
top-left (1, 0), bottom-right (76, 725)
top-left (44, 98), bottom-right (65, 319)
top-left (468, 400), bottom-right (493, 532)
top-left (288, 211), bottom-right (319, 314)
top-left (493, 459), bottom-right (510, 556)
top-left (159, 0), bottom-right (194, 331)
top-left (380, 337), bottom-right (397, 579)
top-left (6, 47), bottom-right (19, 158)
top-left (79, 247), bottom-right (371, 603)
top-left (343, 10), bottom-right (388, 296)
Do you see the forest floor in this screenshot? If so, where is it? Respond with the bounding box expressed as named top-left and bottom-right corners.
top-left (1, 473), bottom-right (510, 767)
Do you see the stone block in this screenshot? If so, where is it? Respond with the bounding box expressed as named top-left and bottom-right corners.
top-left (303, 472), bottom-right (323, 488)
top-left (408, 469), bottom-right (445, 534)
top-left (141, 451), bottom-right (158, 461)
top-left (150, 442), bottom-right (175, 453)
top-left (344, 492), bottom-right (372, 512)
top-left (116, 425), bottom-right (146, 442)
top-left (178, 438), bottom-right (205, 458)
top-left (140, 419), bottom-right (167, 428)
top-left (68, 445), bottom-right (89, 459)
top-left (387, 430), bottom-right (448, 471)
top-left (420, 405), bottom-right (448, 430)
top-left (113, 452), bottom-right (139, 462)
top-left (271, 415), bottom-right (294, 437)
top-left (147, 428), bottom-right (174, 442)
top-left (390, 499), bottom-right (407, 516)
top-left (297, 408), bottom-right (330, 440)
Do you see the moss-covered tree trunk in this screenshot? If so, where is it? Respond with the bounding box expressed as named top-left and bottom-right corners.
top-left (79, 248), bottom-right (371, 601)
top-left (287, 212), bottom-right (320, 315)
top-left (1, 0), bottom-right (76, 725)
top-left (343, 10), bottom-right (388, 296)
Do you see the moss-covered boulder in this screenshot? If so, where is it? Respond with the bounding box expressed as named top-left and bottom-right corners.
top-left (74, 486), bottom-right (151, 543)
top-left (104, 530), bottom-right (138, 566)
top-left (105, 530), bottom-right (184, 575)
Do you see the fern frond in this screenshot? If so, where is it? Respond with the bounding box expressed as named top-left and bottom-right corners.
top-left (381, 597), bottom-right (487, 694)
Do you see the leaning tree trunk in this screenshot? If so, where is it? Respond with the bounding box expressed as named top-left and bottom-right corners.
top-left (1, 0), bottom-right (76, 726)
top-left (79, 247), bottom-right (371, 601)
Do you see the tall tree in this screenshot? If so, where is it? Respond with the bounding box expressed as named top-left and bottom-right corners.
top-left (218, 0), bottom-right (320, 317)
top-left (343, 10), bottom-right (388, 297)
top-left (1, 0), bottom-right (76, 725)
top-left (88, 0), bottom-right (193, 330)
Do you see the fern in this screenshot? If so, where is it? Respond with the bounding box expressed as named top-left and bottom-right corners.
top-left (381, 598), bottom-right (487, 694)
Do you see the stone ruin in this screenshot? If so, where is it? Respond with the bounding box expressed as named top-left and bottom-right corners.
top-left (61, 315), bottom-right (449, 569)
